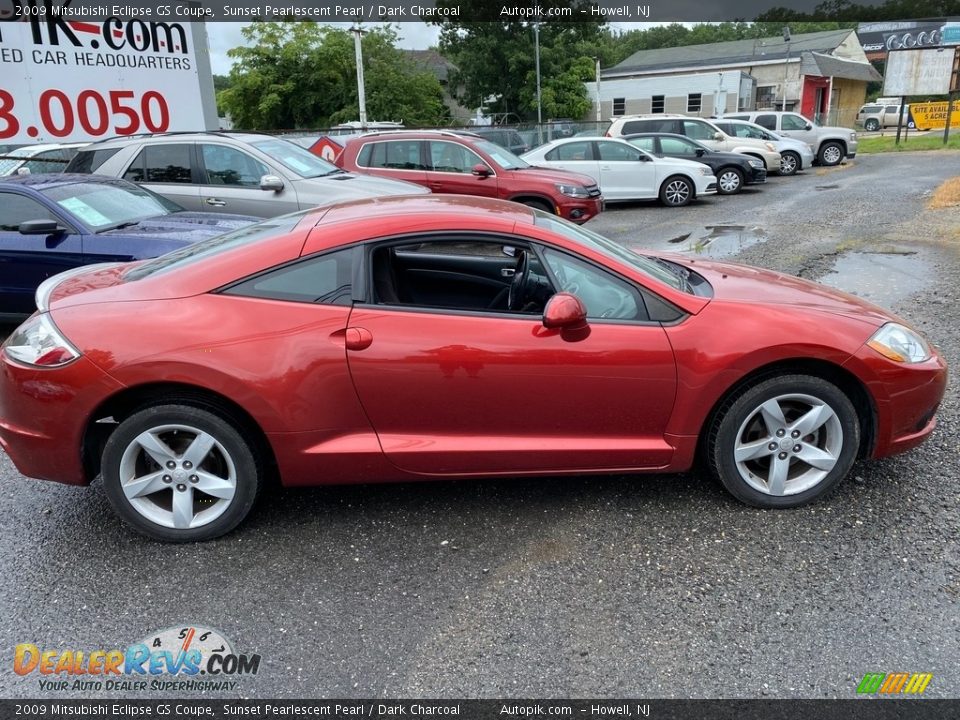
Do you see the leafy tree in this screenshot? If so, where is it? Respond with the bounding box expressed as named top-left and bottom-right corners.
top-left (219, 22), bottom-right (450, 130)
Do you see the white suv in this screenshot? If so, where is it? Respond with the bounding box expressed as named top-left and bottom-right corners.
top-left (606, 115), bottom-right (782, 172)
top-left (721, 111), bottom-right (857, 166)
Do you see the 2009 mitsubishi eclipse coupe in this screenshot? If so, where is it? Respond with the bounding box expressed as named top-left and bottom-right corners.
top-left (0, 196), bottom-right (946, 541)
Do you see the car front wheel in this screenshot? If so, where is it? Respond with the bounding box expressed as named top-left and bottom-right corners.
top-left (818, 142), bottom-right (844, 166)
top-left (707, 375), bottom-right (860, 508)
top-left (660, 176), bottom-right (694, 207)
top-left (102, 404), bottom-right (262, 542)
top-left (716, 167), bottom-right (744, 195)
top-left (779, 152), bottom-right (800, 176)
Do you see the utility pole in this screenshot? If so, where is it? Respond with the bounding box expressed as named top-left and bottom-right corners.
top-left (351, 22), bottom-right (368, 130)
top-left (595, 57), bottom-right (602, 123)
top-left (533, 20), bottom-right (543, 144)
top-left (782, 26), bottom-right (791, 112)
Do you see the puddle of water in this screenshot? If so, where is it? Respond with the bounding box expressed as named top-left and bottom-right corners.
top-left (816, 184), bottom-right (839, 190)
top-left (818, 251), bottom-right (932, 309)
top-left (677, 225), bottom-right (767, 258)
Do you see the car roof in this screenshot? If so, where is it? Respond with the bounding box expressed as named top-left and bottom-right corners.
top-left (347, 130), bottom-right (482, 141)
top-left (2, 142), bottom-right (88, 157)
top-left (75, 131), bottom-right (279, 148)
top-left (315, 194), bottom-right (536, 228)
top-left (0, 172), bottom-right (127, 191)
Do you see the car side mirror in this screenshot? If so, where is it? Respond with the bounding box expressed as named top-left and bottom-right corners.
top-left (696, 148), bottom-right (706, 156)
top-left (543, 292), bottom-right (588, 330)
top-left (260, 175), bottom-right (284, 192)
top-left (714, 132), bottom-right (724, 140)
top-left (805, 123), bottom-right (813, 130)
top-left (472, 164), bottom-right (493, 177)
top-left (19, 219), bottom-right (64, 235)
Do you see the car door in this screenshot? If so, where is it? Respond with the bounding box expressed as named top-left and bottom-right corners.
top-left (354, 139), bottom-right (429, 187)
top-left (0, 190), bottom-right (84, 317)
top-left (777, 113), bottom-right (816, 145)
top-left (683, 119), bottom-right (726, 151)
top-left (122, 143), bottom-right (203, 212)
top-left (424, 140), bottom-right (500, 198)
top-left (344, 236), bottom-right (678, 475)
top-left (595, 140), bottom-right (657, 200)
top-left (543, 140), bottom-right (599, 185)
top-left (198, 142), bottom-right (298, 217)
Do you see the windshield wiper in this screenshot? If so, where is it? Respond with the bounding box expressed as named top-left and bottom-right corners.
top-left (649, 256), bottom-right (693, 293)
top-left (101, 221), bottom-right (141, 232)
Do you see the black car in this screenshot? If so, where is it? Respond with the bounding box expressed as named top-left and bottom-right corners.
top-left (623, 133), bottom-right (766, 195)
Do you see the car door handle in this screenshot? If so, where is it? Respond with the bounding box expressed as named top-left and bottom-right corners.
top-left (501, 268), bottom-right (515, 278)
top-left (205, 198), bottom-right (227, 207)
top-left (600, 165), bottom-right (612, 170)
top-left (344, 327), bottom-right (373, 351)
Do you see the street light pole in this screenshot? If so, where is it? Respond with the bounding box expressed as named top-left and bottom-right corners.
top-left (351, 22), bottom-right (368, 130)
top-left (534, 20), bottom-right (542, 144)
top-left (595, 56), bottom-right (602, 123)
top-left (782, 26), bottom-right (791, 112)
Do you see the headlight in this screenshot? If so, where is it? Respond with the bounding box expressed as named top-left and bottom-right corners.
top-left (867, 323), bottom-right (931, 363)
top-left (807, 144), bottom-right (815, 152)
top-left (748, 158), bottom-right (764, 168)
top-left (698, 167), bottom-right (712, 176)
top-left (850, 132), bottom-right (857, 140)
top-left (3, 313), bottom-right (80, 368)
top-left (764, 142), bottom-right (776, 151)
top-left (555, 183), bottom-right (590, 198)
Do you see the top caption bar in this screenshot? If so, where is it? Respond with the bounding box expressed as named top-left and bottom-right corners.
top-left (0, 0), bottom-right (893, 23)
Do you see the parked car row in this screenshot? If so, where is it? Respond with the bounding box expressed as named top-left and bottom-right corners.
top-left (0, 142), bottom-right (88, 177)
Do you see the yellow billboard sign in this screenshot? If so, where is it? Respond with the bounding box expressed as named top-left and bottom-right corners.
top-left (910, 101), bottom-right (960, 130)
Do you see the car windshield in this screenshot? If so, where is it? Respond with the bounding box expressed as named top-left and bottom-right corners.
top-left (0, 146), bottom-right (39, 175)
top-left (124, 213), bottom-right (306, 281)
top-left (474, 139), bottom-right (530, 170)
top-left (251, 138), bottom-right (340, 178)
top-left (534, 213), bottom-right (686, 292)
top-left (40, 182), bottom-right (182, 231)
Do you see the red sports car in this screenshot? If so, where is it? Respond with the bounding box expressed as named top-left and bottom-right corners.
top-left (0, 196), bottom-right (946, 542)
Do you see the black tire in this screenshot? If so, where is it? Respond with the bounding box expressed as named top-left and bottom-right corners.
top-left (818, 141), bottom-right (844, 167)
top-left (779, 151), bottom-right (800, 176)
top-left (659, 175), bottom-right (694, 207)
top-left (864, 119), bottom-right (880, 131)
top-left (520, 198), bottom-right (553, 213)
top-left (102, 404), bottom-right (263, 542)
top-left (707, 375), bottom-right (860, 508)
top-left (716, 167), bottom-right (744, 195)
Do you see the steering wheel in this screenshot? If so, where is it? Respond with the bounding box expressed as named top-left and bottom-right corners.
top-left (507, 250), bottom-right (532, 311)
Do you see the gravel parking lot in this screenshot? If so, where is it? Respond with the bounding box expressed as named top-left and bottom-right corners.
top-left (1, 151), bottom-right (958, 699)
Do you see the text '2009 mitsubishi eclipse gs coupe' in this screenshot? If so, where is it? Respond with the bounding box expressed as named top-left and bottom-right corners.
top-left (0, 196), bottom-right (946, 542)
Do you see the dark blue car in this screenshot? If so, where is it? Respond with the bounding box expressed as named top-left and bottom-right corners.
top-left (0, 174), bottom-right (259, 319)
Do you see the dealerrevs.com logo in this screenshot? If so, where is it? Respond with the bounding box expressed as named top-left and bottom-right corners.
top-left (14, 626), bottom-right (261, 692)
top-left (856, 672), bottom-right (933, 695)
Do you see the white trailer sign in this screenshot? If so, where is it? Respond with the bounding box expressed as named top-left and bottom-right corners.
top-left (0, 18), bottom-right (218, 143)
top-left (882, 48), bottom-right (959, 96)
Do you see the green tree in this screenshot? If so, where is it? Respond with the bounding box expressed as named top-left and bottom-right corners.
top-left (219, 22), bottom-right (450, 130)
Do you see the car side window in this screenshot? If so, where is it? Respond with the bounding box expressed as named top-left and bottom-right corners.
top-left (596, 142), bottom-right (642, 161)
top-left (782, 114), bottom-right (808, 131)
top-left (755, 115), bottom-right (777, 130)
top-left (124, 144), bottom-right (193, 184)
top-left (0, 192), bottom-right (56, 231)
top-left (547, 141), bottom-right (595, 161)
top-left (542, 248), bottom-right (645, 321)
top-left (22, 150), bottom-right (69, 175)
top-left (358, 140), bottom-right (426, 170)
top-left (628, 137), bottom-right (657, 154)
top-left (885, 105), bottom-right (899, 114)
top-left (682, 120), bottom-right (714, 141)
top-left (200, 144), bottom-right (268, 187)
top-left (427, 141), bottom-right (485, 173)
top-left (659, 137), bottom-right (699, 156)
top-left (223, 248), bottom-right (354, 306)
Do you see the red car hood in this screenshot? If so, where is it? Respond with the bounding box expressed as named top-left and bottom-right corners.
top-left (671, 255), bottom-right (897, 327)
top-left (513, 165), bottom-right (599, 187)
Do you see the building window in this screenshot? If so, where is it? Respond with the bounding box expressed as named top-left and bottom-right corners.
top-left (756, 86), bottom-right (776, 109)
top-left (612, 98), bottom-right (625, 116)
top-left (651, 95), bottom-right (664, 113)
top-left (687, 93), bottom-right (702, 113)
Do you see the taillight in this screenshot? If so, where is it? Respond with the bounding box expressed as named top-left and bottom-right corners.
top-left (3, 314), bottom-right (80, 368)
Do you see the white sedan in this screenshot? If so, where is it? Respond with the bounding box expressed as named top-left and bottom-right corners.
top-left (522, 136), bottom-right (717, 207)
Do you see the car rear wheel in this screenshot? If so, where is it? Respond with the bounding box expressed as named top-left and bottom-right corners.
top-left (779, 152), bottom-right (800, 176)
top-left (716, 167), bottom-right (744, 195)
top-left (818, 142), bottom-right (844, 167)
top-left (864, 119), bottom-right (880, 131)
top-left (707, 375), bottom-right (860, 508)
top-left (102, 404), bottom-right (262, 542)
top-left (660, 176), bottom-right (694, 207)
top-left (520, 199), bottom-right (554, 213)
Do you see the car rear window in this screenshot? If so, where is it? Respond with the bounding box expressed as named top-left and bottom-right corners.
top-left (64, 147), bottom-right (122, 174)
top-left (124, 213), bottom-right (305, 281)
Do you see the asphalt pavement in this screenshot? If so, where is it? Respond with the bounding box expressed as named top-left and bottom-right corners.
top-left (1, 151), bottom-right (958, 700)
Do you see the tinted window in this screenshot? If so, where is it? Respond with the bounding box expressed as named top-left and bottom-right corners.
top-left (0, 192), bottom-right (56, 230)
top-left (782, 114), bottom-right (808, 130)
top-left (225, 248), bottom-right (354, 305)
top-left (124, 144), bottom-right (192, 184)
top-left (359, 140), bottom-right (426, 170)
top-left (596, 141), bottom-right (642, 161)
top-left (546, 141), bottom-right (594, 161)
top-left (755, 114), bottom-right (777, 130)
top-left (428, 141), bottom-right (485, 173)
top-left (623, 119), bottom-right (676, 135)
top-left (659, 137), bottom-right (700, 156)
top-left (201, 144), bottom-right (268, 187)
top-left (65, 147), bottom-right (122, 174)
top-left (884, 105), bottom-right (899, 114)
